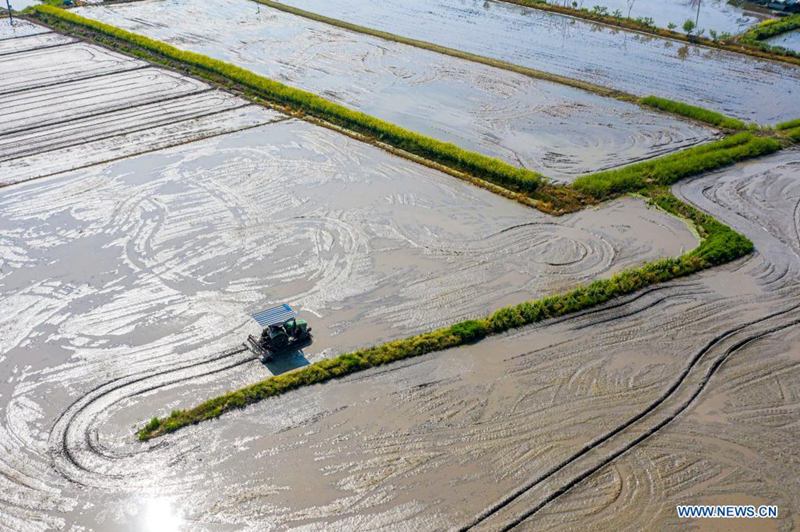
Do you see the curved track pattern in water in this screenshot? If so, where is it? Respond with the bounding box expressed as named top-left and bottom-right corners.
top-left (0, 148), bottom-right (797, 529)
top-left (0, 107), bottom-right (701, 528)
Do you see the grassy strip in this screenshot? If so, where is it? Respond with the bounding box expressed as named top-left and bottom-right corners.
top-left (572, 132), bottom-right (782, 199)
top-left (738, 15), bottom-right (800, 59)
top-left (498, 0), bottom-right (800, 65)
top-left (784, 127), bottom-right (800, 143)
top-left (31, 5), bottom-right (546, 196)
top-left (742, 14), bottom-right (800, 41)
top-left (776, 118), bottom-right (800, 131)
top-left (138, 188), bottom-right (753, 440)
top-left (247, 0), bottom-right (635, 102)
top-left (640, 96), bottom-right (745, 130)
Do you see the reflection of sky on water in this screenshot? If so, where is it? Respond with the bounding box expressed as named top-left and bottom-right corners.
top-left (583, 0), bottom-right (769, 34)
top-left (137, 497), bottom-right (186, 532)
top-left (767, 29), bottom-right (800, 53)
top-left (5, 0), bottom-right (40, 10)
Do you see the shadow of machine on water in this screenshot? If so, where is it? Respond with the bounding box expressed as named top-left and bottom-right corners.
top-left (261, 339), bottom-right (312, 375)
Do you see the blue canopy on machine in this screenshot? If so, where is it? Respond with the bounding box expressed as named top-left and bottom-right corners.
top-left (250, 304), bottom-right (296, 328)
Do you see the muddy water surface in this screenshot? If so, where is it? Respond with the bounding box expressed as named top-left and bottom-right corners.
top-left (274, 0), bottom-right (800, 124)
top-left (75, 0), bottom-right (715, 180)
top-left (4, 149), bottom-right (795, 530)
top-left (768, 29), bottom-right (800, 54)
top-left (518, 149), bottom-right (800, 529)
top-left (0, 99), bottom-right (702, 529)
top-left (0, 27), bottom-right (284, 185)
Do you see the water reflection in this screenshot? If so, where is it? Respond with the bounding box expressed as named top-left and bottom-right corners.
top-left (138, 497), bottom-right (185, 532)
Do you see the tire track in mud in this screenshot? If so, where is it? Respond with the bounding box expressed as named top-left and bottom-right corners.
top-left (464, 302), bottom-right (800, 530)
top-left (49, 344), bottom-right (252, 486)
top-left (0, 64), bottom-right (150, 98)
top-left (0, 39), bottom-right (76, 57)
top-left (0, 102), bottom-right (255, 162)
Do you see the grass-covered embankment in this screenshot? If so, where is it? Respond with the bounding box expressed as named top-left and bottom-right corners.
top-left (30, 6), bottom-right (547, 196)
top-left (572, 132), bottom-right (782, 200)
top-left (137, 188), bottom-right (753, 440)
top-left (776, 118), bottom-right (800, 143)
top-left (639, 96), bottom-right (746, 130)
top-left (138, 133), bottom-right (776, 439)
top-left (739, 15), bottom-right (800, 58)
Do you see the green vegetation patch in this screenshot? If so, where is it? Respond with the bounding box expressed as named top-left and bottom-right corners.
top-left (32, 5), bottom-right (545, 195)
top-left (776, 118), bottom-right (800, 131)
top-left (742, 14), bottom-right (800, 42)
top-left (784, 127), bottom-right (800, 143)
top-left (571, 132), bottom-right (782, 199)
top-left (738, 14), bottom-right (800, 58)
top-left (640, 96), bottom-right (745, 130)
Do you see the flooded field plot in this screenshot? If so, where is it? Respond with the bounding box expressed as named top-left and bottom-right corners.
top-left (0, 26), bottom-right (283, 185)
top-left (591, 0), bottom-right (769, 34)
top-left (0, 31), bottom-right (74, 55)
top-left (2, 9), bottom-right (799, 532)
top-left (75, 0), bottom-right (715, 181)
top-left (531, 150), bottom-right (800, 530)
top-left (1, 147), bottom-right (793, 529)
top-left (0, 61), bottom-right (702, 526)
top-left (768, 29), bottom-right (800, 53)
top-left (0, 18), bottom-right (50, 39)
top-left (275, 0), bottom-right (800, 124)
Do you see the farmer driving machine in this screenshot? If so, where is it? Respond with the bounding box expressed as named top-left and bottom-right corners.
top-left (246, 304), bottom-right (312, 362)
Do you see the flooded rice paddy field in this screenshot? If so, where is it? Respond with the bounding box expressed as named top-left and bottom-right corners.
top-left (1, 9), bottom-right (799, 532)
top-left (0, 27), bottom-right (283, 185)
top-left (768, 29), bottom-right (800, 54)
top-left (74, 0), bottom-right (715, 181)
top-left (0, 18), bottom-right (50, 40)
top-left (1, 147), bottom-right (796, 529)
top-left (0, 22), bottom-right (706, 530)
top-left (275, 0), bottom-right (800, 124)
top-left (588, 0), bottom-right (770, 34)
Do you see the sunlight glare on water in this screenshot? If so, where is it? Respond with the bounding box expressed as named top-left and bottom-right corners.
top-left (138, 497), bottom-right (185, 531)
